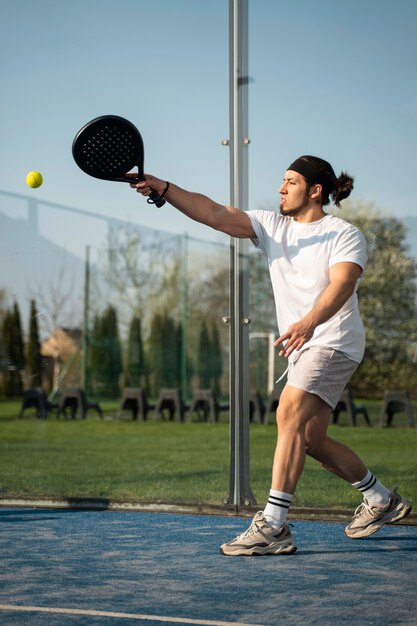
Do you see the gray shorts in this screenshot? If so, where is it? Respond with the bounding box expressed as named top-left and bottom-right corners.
top-left (287, 347), bottom-right (359, 409)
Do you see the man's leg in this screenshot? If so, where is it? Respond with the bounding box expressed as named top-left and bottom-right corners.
top-left (220, 385), bottom-right (327, 556)
top-left (304, 415), bottom-right (412, 537)
top-left (271, 385), bottom-right (331, 492)
top-left (304, 416), bottom-right (367, 483)
top-left (261, 385), bottom-right (331, 529)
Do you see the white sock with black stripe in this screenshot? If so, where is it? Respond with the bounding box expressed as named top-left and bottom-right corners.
top-left (352, 470), bottom-right (391, 506)
top-left (263, 489), bottom-right (293, 528)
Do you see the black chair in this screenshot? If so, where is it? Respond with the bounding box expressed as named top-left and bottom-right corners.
top-left (190, 389), bottom-right (229, 423)
top-left (118, 388), bottom-right (155, 421)
top-left (154, 388), bottom-right (190, 422)
top-left (379, 390), bottom-right (415, 427)
top-left (19, 388), bottom-right (58, 420)
top-left (249, 391), bottom-right (266, 424)
top-left (332, 389), bottom-right (371, 426)
top-left (58, 388), bottom-right (103, 420)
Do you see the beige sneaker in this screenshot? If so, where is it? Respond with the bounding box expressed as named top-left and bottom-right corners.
top-left (345, 491), bottom-right (412, 539)
top-left (220, 511), bottom-right (297, 556)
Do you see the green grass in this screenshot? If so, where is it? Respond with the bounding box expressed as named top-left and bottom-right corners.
top-left (0, 399), bottom-right (416, 509)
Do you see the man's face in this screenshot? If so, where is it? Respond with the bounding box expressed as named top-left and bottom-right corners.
top-left (279, 169), bottom-right (309, 217)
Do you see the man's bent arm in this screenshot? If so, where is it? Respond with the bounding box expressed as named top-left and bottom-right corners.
top-left (276, 261), bottom-right (363, 357)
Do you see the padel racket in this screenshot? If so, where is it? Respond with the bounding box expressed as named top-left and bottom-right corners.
top-left (72, 115), bottom-right (165, 207)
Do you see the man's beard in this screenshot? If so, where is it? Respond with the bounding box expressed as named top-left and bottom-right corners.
top-left (279, 192), bottom-right (309, 217)
top-left (280, 205), bottom-right (305, 217)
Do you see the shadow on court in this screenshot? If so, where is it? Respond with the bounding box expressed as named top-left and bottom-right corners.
top-left (0, 508), bottom-right (416, 626)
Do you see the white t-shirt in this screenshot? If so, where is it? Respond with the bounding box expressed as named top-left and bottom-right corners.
top-left (246, 211), bottom-right (367, 363)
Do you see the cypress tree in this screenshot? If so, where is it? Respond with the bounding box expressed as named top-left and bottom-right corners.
top-left (90, 306), bottom-right (122, 398)
top-left (103, 305), bottom-right (122, 398)
top-left (148, 312), bottom-right (181, 394)
top-left (0, 289), bottom-right (6, 372)
top-left (148, 313), bottom-right (165, 395)
top-left (197, 320), bottom-right (211, 388)
top-left (2, 302), bottom-right (25, 395)
top-left (27, 299), bottom-right (42, 388)
top-left (90, 314), bottom-right (101, 390)
top-left (210, 321), bottom-right (223, 396)
top-left (125, 315), bottom-right (145, 387)
top-left (2, 310), bottom-right (13, 395)
top-left (12, 302), bottom-right (25, 371)
top-left (165, 318), bottom-right (180, 388)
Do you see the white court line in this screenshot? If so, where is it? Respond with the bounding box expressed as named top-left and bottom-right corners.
top-left (0, 604), bottom-right (266, 626)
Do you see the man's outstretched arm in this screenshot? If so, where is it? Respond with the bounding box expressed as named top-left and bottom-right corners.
top-left (130, 174), bottom-right (255, 239)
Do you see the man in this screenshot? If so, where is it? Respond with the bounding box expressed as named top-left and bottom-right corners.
top-left (130, 155), bottom-right (411, 556)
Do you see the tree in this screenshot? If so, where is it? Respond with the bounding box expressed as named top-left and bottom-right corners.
top-left (196, 320), bottom-right (224, 395)
top-left (147, 313), bottom-right (165, 396)
top-left (187, 251), bottom-right (229, 396)
top-left (125, 315), bottom-right (145, 387)
top-left (0, 289), bottom-right (6, 335)
top-left (249, 247), bottom-right (276, 336)
top-left (90, 314), bottom-right (101, 384)
top-left (147, 312), bottom-right (181, 395)
top-left (90, 306), bottom-right (122, 397)
top-left (31, 254), bottom-right (81, 390)
top-left (197, 320), bottom-right (211, 388)
top-left (248, 247), bottom-right (281, 395)
top-left (2, 310), bottom-right (14, 395)
top-left (97, 227), bottom-right (179, 332)
top-left (0, 290), bottom-right (7, 395)
top-left (31, 253), bottom-right (80, 338)
top-left (26, 299), bottom-right (42, 388)
top-left (189, 245), bottom-right (277, 397)
top-left (336, 202), bottom-right (417, 396)
top-left (2, 301), bottom-right (25, 395)
top-left (210, 321), bottom-right (223, 396)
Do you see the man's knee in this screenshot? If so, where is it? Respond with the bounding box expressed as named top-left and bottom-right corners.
top-left (275, 392), bottom-right (306, 428)
top-left (276, 406), bottom-right (304, 432)
top-left (305, 433), bottom-right (326, 457)
top-left (305, 443), bottom-right (317, 457)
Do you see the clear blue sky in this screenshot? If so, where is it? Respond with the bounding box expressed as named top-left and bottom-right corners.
top-left (1, 0), bottom-right (417, 247)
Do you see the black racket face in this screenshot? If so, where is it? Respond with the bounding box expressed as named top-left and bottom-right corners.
top-left (72, 115), bottom-right (144, 181)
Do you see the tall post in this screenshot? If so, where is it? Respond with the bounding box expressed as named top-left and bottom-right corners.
top-left (227, 0), bottom-right (255, 507)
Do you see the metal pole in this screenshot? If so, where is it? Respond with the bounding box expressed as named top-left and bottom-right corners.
top-left (227, 0), bottom-right (255, 507)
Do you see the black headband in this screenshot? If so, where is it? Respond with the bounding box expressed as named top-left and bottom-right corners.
top-left (288, 156), bottom-right (337, 197)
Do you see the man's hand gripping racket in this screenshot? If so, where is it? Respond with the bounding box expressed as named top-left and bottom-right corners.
top-left (72, 115), bottom-right (166, 207)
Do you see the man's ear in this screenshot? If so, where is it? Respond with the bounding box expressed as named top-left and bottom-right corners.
top-left (310, 183), bottom-right (322, 200)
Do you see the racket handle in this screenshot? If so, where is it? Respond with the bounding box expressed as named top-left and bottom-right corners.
top-left (147, 191), bottom-right (166, 208)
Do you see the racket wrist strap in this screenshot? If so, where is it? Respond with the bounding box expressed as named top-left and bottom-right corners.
top-left (147, 181), bottom-right (169, 206)
top-left (161, 181), bottom-right (170, 198)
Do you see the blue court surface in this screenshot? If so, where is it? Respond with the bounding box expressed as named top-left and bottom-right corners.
top-left (0, 508), bottom-right (416, 626)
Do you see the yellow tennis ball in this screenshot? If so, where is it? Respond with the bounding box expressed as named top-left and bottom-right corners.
top-left (26, 171), bottom-right (43, 188)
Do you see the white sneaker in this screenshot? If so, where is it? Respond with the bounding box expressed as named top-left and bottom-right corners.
top-left (220, 511), bottom-right (296, 556)
top-left (345, 491), bottom-right (411, 539)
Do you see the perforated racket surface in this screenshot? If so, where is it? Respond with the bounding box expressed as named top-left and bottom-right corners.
top-left (72, 115), bottom-right (165, 206)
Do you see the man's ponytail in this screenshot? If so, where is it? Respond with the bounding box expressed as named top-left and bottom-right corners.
top-left (332, 172), bottom-right (354, 207)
